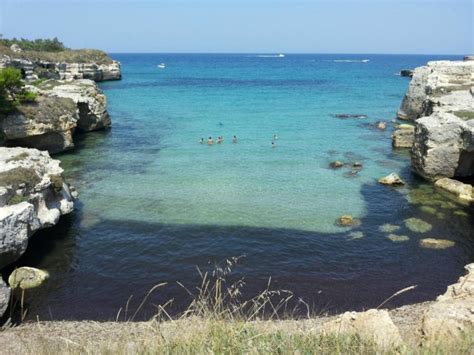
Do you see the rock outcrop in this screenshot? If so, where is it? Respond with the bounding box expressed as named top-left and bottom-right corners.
top-left (396, 59), bottom-right (474, 182)
top-left (434, 177), bottom-right (474, 202)
top-left (392, 124), bottom-right (415, 148)
top-left (322, 309), bottom-right (403, 349)
top-left (0, 79), bottom-right (111, 153)
top-left (0, 147), bottom-right (75, 270)
top-left (0, 46), bottom-right (121, 82)
top-left (420, 263), bottom-right (474, 345)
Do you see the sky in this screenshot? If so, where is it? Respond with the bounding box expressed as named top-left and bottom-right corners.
top-left (0, 0), bottom-right (472, 54)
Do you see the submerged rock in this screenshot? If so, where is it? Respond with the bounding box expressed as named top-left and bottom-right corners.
top-left (334, 114), bottom-right (368, 119)
top-left (420, 263), bottom-right (474, 345)
top-left (404, 218), bottom-right (432, 233)
top-left (379, 224), bottom-right (401, 233)
top-left (0, 277), bottom-right (10, 318)
top-left (434, 178), bottom-right (474, 202)
top-left (8, 267), bottom-right (49, 290)
top-left (347, 231), bottom-right (364, 240)
top-left (0, 147), bottom-right (75, 269)
top-left (329, 161), bottom-right (344, 169)
top-left (419, 238), bottom-right (455, 249)
top-left (378, 173), bottom-right (405, 186)
top-left (377, 121), bottom-right (387, 130)
top-left (336, 215), bottom-right (357, 226)
top-left (387, 234), bottom-right (409, 242)
top-left (322, 309), bottom-right (403, 349)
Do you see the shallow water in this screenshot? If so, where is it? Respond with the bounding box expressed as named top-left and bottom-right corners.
top-left (8, 54), bottom-right (474, 320)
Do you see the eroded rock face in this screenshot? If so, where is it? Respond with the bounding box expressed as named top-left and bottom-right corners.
top-left (420, 263), bottom-right (474, 345)
top-left (411, 113), bottom-right (474, 181)
top-left (322, 309), bottom-right (403, 348)
top-left (45, 79), bottom-right (111, 131)
top-left (1, 96), bottom-right (78, 154)
top-left (0, 277), bottom-right (10, 318)
top-left (396, 60), bottom-right (474, 181)
top-left (0, 56), bottom-right (121, 82)
top-left (0, 147), bottom-right (75, 269)
top-left (397, 60), bottom-right (473, 120)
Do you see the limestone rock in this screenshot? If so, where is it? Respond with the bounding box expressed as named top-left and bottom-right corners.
top-left (0, 277), bottom-right (10, 318)
top-left (0, 147), bottom-right (75, 269)
top-left (434, 178), bottom-right (474, 202)
top-left (419, 238), bottom-right (455, 249)
top-left (404, 218), bottom-right (432, 233)
top-left (322, 309), bottom-right (403, 349)
top-left (420, 263), bottom-right (474, 345)
top-left (8, 267), bottom-right (49, 290)
top-left (46, 79), bottom-right (111, 131)
top-left (387, 234), bottom-right (409, 242)
top-left (392, 124), bottom-right (415, 148)
top-left (1, 95), bottom-right (78, 154)
top-left (411, 113), bottom-right (474, 181)
top-left (378, 173), bottom-right (405, 185)
top-left (397, 60), bottom-right (474, 120)
top-left (377, 121), bottom-right (387, 130)
top-left (336, 215), bottom-right (355, 226)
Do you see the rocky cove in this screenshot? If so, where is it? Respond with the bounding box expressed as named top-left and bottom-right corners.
top-left (0, 51), bottom-right (473, 352)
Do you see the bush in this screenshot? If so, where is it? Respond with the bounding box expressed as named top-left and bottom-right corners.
top-left (0, 67), bottom-right (36, 112)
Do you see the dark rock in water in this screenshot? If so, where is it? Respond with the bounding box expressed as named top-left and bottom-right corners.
top-left (400, 69), bottom-right (414, 77)
top-left (329, 161), bottom-right (344, 169)
top-left (464, 56), bottom-right (474, 61)
top-left (352, 162), bottom-right (363, 168)
top-left (334, 114), bottom-right (368, 119)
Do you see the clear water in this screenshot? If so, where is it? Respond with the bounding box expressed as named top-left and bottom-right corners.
top-left (9, 54), bottom-right (474, 320)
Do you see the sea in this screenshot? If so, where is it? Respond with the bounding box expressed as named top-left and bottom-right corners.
top-left (9, 53), bottom-right (474, 320)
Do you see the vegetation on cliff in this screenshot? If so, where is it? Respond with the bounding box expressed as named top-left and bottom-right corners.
top-left (0, 36), bottom-right (67, 52)
top-left (0, 68), bottom-right (37, 113)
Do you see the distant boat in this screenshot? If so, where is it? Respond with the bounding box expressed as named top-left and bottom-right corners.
top-left (157, 63), bottom-right (166, 69)
top-left (362, 59), bottom-right (370, 63)
top-left (278, 54), bottom-right (285, 58)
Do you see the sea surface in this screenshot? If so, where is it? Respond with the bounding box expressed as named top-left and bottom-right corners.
top-left (9, 53), bottom-right (474, 320)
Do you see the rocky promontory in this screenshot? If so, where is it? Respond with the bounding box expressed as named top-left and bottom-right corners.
top-left (393, 59), bottom-right (474, 198)
top-left (1, 79), bottom-right (111, 153)
top-left (0, 147), bottom-right (75, 317)
top-left (0, 45), bottom-right (121, 82)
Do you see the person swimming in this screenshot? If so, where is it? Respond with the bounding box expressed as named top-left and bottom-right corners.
top-left (199, 138), bottom-right (204, 144)
top-left (232, 135), bottom-right (238, 143)
top-left (208, 136), bottom-right (214, 145)
top-left (272, 141), bottom-right (276, 148)
top-left (217, 136), bottom-right (223, 144)
top-left (273, 134), bottom-right (278, 141)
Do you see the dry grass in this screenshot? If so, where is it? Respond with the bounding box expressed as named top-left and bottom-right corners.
top-left (1, 258), bottom-right (472, 354)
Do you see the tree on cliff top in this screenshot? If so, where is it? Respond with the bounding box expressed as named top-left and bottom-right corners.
top-left (0, 67), bottom-right (37, 113)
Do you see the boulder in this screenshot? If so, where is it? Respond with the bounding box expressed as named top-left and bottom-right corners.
top-left (0, 147), bottom-right (75, 269)
top-left (322, 309), bottom-right (403, 349)
top-left (1, 95), bottom-right (78, 154)
top-left (404, 218), bottom-right (432, 233)
top-left (419, 238), bottom-right (455, 249)
top-left (336, 215), bottom-right (356, 226)
top-left (420, 263), bottom-right (474, 345)
top-left (8, 267), bottom-right (49, 290)
top-left (411, 113), bottom-right (474, 181)
top-left (400, 69), bottom-right (413, 78)
top-left (434, 178), bottom-right (474, 202)
top-left (392, 124), bottom-right (415, 148)
top-left (378, 173), bottom-right (405, 185)
top-left (0, 277), bottom-right (10, 318)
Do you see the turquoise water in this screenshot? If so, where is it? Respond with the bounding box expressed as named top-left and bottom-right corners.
top-left (9, 54), bottom-right (474, 320)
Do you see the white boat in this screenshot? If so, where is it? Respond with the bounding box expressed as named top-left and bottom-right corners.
top-left (278, 54), bottom-right (285, 58)
top-left (157, 63), bottom-right (166, 69)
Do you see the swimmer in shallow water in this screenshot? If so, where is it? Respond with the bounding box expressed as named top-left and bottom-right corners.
top-left (199, 138), bottom-right (204, 144)
top-left (208, 137), bottom-right (214, 145)
top-left (217, 136), bottom-right (223, 144)
top-left (272, 141), bottom-right (276, 148)
top-left (232, 135), bottom-right (238, 143)
top-left (273, 134), bottom-right (278, 141)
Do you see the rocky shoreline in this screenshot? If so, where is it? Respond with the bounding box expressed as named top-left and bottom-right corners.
top-left (0, 44), bottom-right (121, 319)
top-left (393, 57), bottom-right (474, 202)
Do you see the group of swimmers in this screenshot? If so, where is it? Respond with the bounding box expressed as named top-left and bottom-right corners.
top-left (199, 134), bottom-right (278, 147)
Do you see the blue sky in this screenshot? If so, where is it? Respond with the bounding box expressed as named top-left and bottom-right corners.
top-left (1, 0), bottom-right (472, 54)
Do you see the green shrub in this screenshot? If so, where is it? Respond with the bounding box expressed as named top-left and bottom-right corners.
top-left (0, 67), bottom-right (36, 113)
top-left (17, 90), bottom-right (37, 103)
top-left (0, 36), bottom-right (67, 52)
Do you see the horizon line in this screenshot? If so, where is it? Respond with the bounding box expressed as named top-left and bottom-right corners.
top-left (104, 51), bottom-right (469, 56)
